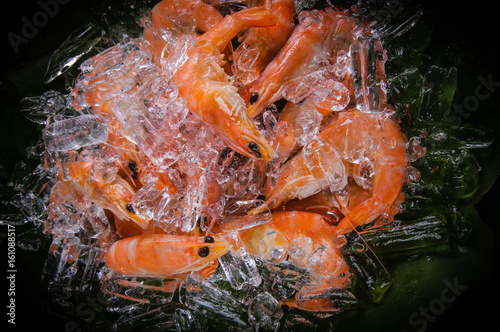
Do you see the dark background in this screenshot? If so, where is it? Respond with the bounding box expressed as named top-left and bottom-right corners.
top-left (1, 0), bottom-right (498, 331)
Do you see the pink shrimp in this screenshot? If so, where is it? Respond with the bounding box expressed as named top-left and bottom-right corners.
top-left (172, 7), bottom-right (278, 160)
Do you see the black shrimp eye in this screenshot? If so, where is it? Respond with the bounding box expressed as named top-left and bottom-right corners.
top-left (198, 246), bottom-right (210, 257)
top-left (250, 92), bottom-right (259, 104)
top-left (204, 236), bottom-right (215, 243)
top-left (128, 160), bottom-right (138, 173)
top-left (126, 204), bottom-right (135, 213)
top-left (248, 142), bottom-right (261, 158)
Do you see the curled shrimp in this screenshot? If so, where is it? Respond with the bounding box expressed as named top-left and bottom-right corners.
top-left (142, 0), bottom-right (224, 65)
top-left (105, 234), bottom-right (229, 278)
top-left (172, 7), bottom-right (278, 160)
top-left (247, 7), bottom-right (357, 118)
top-left (251, 110), bottom-right (408, 235)
top-left (214, 210), bottom-right (351, 311)
top-left (231, 0), bottom-right (296, 94)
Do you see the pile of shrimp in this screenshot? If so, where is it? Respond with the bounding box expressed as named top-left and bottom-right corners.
top-left (43, 0), bottom-right (408, 313)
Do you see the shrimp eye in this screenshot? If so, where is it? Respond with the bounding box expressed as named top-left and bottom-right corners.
top-left (128, 160), bottom-right (138, 174)
top-left (126, 204), bottom-right (135, 213)
top-left (204, 236), bottom-right (215, 243)
top-left (250, 92), bottom-right (259, 104)
top-left (248, 142), bottom-right (261, 158)
top-left (198, 246), bottom-right (210, 257)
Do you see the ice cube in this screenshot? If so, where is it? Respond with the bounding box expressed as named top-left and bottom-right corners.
top-left (109, 97), bottom-right (179, 168)
top-left (288, 236), bottom-right (314, 268)
top-left (218, 232), bottom-right (261, 290)
top-left (301, 139), bottom-right (348, 195)
top-left (20, 91), bottom-right (79, 125)
top-left (248, 292), bottom-right (283, 331)
top-left (43, 115), bottom-right (108, 152)
top-left (43, 23), bottom-right (103, 84)
top-left (283, 69), bottom-right (350, 113)
top-left (290, 107), bottom-right (323, 146)
top-left (340, 230), bottom-right (393, 303)
top-left (256, 259), bottom-right (312, 301)
top-left (179, 273), bottom-right (249, 328)
top-left (109, 302), bottom-right (176, 331)
top-left (159, 33), bottom-right (196, 76)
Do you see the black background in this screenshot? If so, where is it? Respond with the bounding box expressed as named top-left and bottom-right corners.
top-left (1, 0), bottom-right (498, 331)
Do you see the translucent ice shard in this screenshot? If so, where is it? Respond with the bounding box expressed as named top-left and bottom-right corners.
top-left (20, 91), bottom-right (79, 125)
top-left (110, 302), bottom-right (176, 331)
top-left (359, 215), bottom-right (449, 255)
top-left (301, 139), bottom-right (348, 199)
top-left (43, 23), bottom-right (104, 84)
top-left (248, 292), bottom-right (283, 331)
top-left (42, 114), bottom-right (108, 152)
top-left (283, 69), bottom-right (350, 113)
top-left (179, 273), bottom-right (249, 328)
top-left (351, 29), bottom-right (387, 113)
top-left (109, 97), bottom-right (178, 168)
top-left (340, 230), bottom-right (393, 303)
top-left (290, 107), bottom-right (323, 146)
top-left (218, 232), bottom-right (262, 290)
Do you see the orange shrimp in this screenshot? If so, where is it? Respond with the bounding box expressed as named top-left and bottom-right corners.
top-left (107, 210), bottom-right (350, 311)
top-left (105, 234), bottom-right (229, 278)
top-left (142, 0), bottom-right (224, 65)
top-left (231, 0), bottom-right (296, 94)
top-left (67, 160), bottom-right (148, 229)
top-left (96, 99), bottom-right (144, 185)
top-left (247, 7), bottom-right (357, 118)
top-left (349, 20), bottom-right (389, 113)
top-left (268, 101), bottom-right (326, 162)
top-left (172, 7), bottom-right (278, 160)
top-left (215, 210), bottom-right (351, 311)
top-left (251, 110), bottom-right (408, 236)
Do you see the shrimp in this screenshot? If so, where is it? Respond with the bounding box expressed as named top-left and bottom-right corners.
top-left (67, 160), bottom-right (148, 229)
top-left (142, 0), bottom-right (224, 65)
top-left (97, 99), bottom-right (144, 185)
top-left (107, 210), bottom-right (350, 311)
top-left (215, 210), bottom-right (351, 311)
top-left (172, 7), bottom-right (278, 160)
top-left (247, 7), bottom-right (357, 118)
top-left (105, 234), bottom-right (229, 278)
top-left (231, 0), bottom-right (296, 94)
top-left (250, 110), bottom-right (408, 236)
